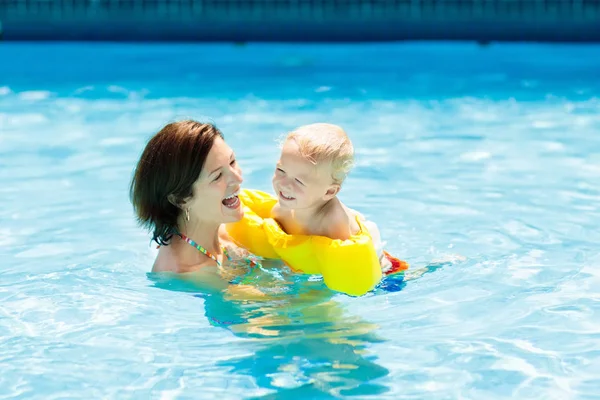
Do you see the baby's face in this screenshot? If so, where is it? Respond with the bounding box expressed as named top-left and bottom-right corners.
top-left (272, 140), bottom-right (334, 210)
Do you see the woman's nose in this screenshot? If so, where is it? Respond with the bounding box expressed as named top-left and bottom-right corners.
top-left (230, 166), bottom-right (243, 184)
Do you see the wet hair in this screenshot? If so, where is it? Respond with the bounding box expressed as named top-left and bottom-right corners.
top-left (130, 120), bottom-right (224, 245)
top-left (285, 123), bottom-right (354, 185)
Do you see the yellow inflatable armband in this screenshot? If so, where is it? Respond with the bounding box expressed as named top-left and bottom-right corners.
top-left (226, 189), bottom-right (383, 296)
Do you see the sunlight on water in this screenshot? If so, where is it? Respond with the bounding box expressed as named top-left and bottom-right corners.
top-left (1, 42), bottom-right (600, 399)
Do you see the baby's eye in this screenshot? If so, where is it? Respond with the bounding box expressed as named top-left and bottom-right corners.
top-left (276, 168), bottom-right (285, 174)
top-left (230, 159), bottom-right (236, 166)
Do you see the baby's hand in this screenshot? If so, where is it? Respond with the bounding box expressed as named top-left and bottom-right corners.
top-left (380, 252), bottom-right (393, 274)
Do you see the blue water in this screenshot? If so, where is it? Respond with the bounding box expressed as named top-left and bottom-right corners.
top-left (1, 42), bottom-right (600, 399)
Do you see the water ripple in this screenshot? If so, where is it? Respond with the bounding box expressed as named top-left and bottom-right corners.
top-left (1, 42), bottom-right (600, 399)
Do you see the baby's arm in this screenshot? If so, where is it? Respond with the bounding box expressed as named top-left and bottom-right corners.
top-left (346, 206), bottom-right (383, 252)
top-left (324, 203), bottom-right (395, 272)
top-left (346, 208), bottom-right (393, 271)
top-left (361, 219), bottom-right (384, 258)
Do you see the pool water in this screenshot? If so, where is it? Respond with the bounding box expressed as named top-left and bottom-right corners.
top-left (1, 42), bottom-right (600, 399)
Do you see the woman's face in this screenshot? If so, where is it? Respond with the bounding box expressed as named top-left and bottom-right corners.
top-left (186, 136), bottom-right (244, 224)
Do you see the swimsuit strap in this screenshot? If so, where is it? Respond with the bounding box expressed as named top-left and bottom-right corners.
top-left (175, 231), bottom-right (261, 270)
top-left (176, 232), bottom-right (230, 267)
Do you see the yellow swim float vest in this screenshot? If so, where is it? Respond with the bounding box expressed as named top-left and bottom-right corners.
top-left (225, 189), bottom-right (384, 296)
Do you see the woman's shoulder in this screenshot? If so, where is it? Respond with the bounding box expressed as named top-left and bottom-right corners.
top-left (152, 245), bottom-right (215, 274)
top-left (152, 246), bottom-right (176, 273)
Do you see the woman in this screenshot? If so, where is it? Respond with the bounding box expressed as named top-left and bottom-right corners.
top-left (130, 120), bottom-right (259, 283)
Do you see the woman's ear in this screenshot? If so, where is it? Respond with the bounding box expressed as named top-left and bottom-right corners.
top-left (167, 194), bottom-right (182, 208)
top-left (168, 193), bottom-right (192, 210)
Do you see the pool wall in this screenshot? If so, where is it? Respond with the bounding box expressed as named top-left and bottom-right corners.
top-left (1, 0), bottom-right (600, 42)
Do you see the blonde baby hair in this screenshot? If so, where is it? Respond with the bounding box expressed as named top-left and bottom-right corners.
top-left (285, 123), bottom-right (355, 185)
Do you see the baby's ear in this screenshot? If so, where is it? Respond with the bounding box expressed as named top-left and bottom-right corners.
top-left (323, 184), bottom-right (340, 201)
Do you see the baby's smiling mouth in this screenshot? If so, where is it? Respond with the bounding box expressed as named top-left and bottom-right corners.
top-left (279, 191), bottom-right (295, 201)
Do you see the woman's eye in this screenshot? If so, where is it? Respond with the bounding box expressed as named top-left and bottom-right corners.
top-left (213, 173), bottom-right (222, 182)
top-left (295, 179), bottom-right (304, 186)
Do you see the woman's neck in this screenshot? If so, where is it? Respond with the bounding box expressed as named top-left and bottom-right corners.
top-left (176, 218), bottom-right (223, 256)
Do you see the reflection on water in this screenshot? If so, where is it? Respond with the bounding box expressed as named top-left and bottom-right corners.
top-left (2, 42), bottom-right (600, 398)
top-left (148, 264), bottom-right (393, 398)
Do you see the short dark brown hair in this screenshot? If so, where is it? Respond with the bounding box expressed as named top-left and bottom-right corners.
top-left (130, 120), bottom-right (224, 245)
